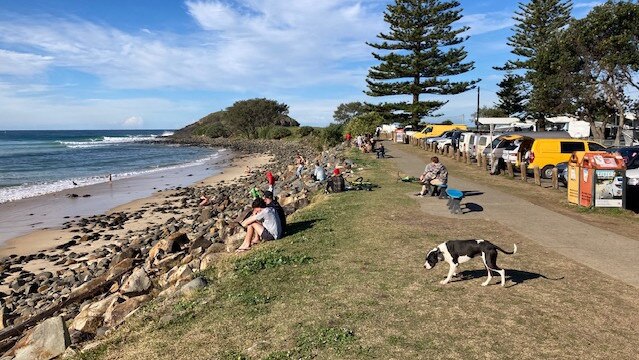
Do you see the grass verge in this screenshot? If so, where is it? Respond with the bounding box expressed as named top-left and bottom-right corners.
top-left (78, 149), bottom-right (639, 360)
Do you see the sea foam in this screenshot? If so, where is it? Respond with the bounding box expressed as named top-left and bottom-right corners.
top-left (0, 151), bottom-right (221, 204)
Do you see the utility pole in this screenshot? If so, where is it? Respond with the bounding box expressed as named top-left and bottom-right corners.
top-left (475, 86), bottom-right (480, 130)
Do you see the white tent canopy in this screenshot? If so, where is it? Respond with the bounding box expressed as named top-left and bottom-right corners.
top-left (478, 117), bottom-right (521, 125)
top-left (546, 116), bottom-right (578, 123)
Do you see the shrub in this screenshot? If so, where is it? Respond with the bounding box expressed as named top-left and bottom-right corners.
top-left (255, 126), bottom-right (292, 139)
top-left (299, 126), bottom-right (315, 137)
top-left (270, 126), bottom-right (292, 139)
top-left (194, 123), bottom-right (229, 138)
top-left (344, 112), bottom-right (385, 136)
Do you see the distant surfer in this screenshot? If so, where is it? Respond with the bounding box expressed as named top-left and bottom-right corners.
top-left (108, 174), bottom-right (112, 182)
top-left (72, 180), bottom-right (78, 186)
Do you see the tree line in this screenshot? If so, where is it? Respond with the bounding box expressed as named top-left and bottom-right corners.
top-left (332, 0), bottom-right (639, 144)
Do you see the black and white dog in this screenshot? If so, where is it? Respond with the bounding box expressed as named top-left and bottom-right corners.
top-left (424, 239), bottom-right (517, 286)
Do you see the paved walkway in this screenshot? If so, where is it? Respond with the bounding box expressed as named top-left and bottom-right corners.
top-left (388, 142), bottom-right (639, 288)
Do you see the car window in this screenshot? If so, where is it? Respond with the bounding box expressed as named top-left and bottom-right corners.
top-left (588, 142), bottom-right (606, 151)
top-left (479, 137), bottom-right (487, 146)
top-left (560, 142), bottom-right (585, 153)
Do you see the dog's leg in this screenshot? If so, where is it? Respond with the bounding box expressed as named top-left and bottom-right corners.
top-left (485, 250), bottom-right (507, 287)
top-left (480, 253), bottom-right (493, 286)
top-left (440, 263), bottom-right (457, 285)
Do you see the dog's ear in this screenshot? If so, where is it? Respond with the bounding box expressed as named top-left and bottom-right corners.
top-left (437, 250), bottom-right (444, 261)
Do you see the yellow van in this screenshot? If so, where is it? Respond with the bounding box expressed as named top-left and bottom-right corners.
top-left (527, 138), bottom-right (606, 178)
top-left (413, 124), bottom-right (468, 139)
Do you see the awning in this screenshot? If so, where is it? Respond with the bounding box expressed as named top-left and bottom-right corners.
top-left (478, 117), bottom-right (521, 125)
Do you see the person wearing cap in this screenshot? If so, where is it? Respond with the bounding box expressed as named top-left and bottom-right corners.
top-left (418, 156), bottom-right (448, 197)
top-left (236, 198), bottom-right (282, 252)
top-left (263, 191), bottom-right (286, 236)
top-left (325, 168), bottom-right (345, 193)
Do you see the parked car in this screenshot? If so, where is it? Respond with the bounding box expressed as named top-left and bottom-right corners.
top-left (459, 132), bottom-right (477, 156)
top-left (556, 162), bottom-right (568, 186)
top-left (413, 124), bottom-right (468, 139)
top-left (436, 138), bottom-right (452, 151)
top-left (625, 153), bottom-right (639, 187)
top-left (476, 134), bottom-right (496, 158)
top-left (605, 146), bottom-right (639, 165)
top-left (425, 131), bottom-right (453, 144)
top-left (527, 138), bottom-right (607, 178)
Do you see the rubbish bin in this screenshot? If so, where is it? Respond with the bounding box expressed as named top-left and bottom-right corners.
top-left (570, 151), bottom-right (626, 208)
top-left (567, 152), bottom-right (585, 205)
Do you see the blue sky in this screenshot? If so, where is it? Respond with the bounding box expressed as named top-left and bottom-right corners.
top-left (0, 0), bottom-right (601, 130)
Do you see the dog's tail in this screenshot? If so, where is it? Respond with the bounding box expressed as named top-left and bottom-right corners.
top-left (496, 244), bottom-right (517, 255)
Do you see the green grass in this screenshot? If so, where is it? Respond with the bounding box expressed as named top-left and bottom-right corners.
top-left (76, 149), bottom-right (639, 360)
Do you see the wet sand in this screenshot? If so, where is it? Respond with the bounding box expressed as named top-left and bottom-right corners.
top-left (0, 153), bottom-right (273, 259)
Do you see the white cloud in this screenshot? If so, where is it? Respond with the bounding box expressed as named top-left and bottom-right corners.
top-left (0, 2), bottom-right (515, 127)
top-left (121, 116), bottom-right (143, 128)
top-left (0, 1), bottom-right (384, 92)
top-left (0, 83), bottom-right (201, 130)
top-left (0, 49), bottom-right (53, 76)
top-left (459, 12), bottom-right (516, 36)
top-left (574, 1), bottom-right (603, 9)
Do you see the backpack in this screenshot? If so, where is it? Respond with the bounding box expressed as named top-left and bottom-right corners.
top-left (332, 175), bottom-right (345, 192)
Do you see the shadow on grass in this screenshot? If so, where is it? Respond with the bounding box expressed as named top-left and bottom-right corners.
top-left (285, 219), bottom-right (323, 237)
top-left (454, 269), bottom-right (564, 288)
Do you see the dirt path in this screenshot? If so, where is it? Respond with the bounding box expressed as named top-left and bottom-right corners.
top-left (387, 142), bottom-right (639, 288)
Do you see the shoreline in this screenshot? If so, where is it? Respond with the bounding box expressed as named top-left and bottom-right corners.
top-left (0, 146), bottom-right (232, 245)
top-left (0, 152), bottom-right (272, 259)
top-left (0, 137), bottom-right (333, 353)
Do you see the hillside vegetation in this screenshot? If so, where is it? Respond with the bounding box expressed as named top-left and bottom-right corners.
top-left (172, 98), bottom-right (299, 140)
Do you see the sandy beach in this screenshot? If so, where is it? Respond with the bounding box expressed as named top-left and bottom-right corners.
top-left (0, 153), bottom-right (273, 261)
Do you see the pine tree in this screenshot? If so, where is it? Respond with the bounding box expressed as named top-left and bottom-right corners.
top-left (366, 0), bottom-right (478, 126)
top-left (504, 0), bottom-right (572, 121)
top-left (496, 72), bottom-right (526, 117)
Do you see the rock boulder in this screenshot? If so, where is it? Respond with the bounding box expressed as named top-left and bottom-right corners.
top-left (13, 316), bottom-right (70, 360)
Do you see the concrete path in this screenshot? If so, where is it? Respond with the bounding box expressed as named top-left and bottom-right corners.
top-left (387, 142), bottom-right (639, 288)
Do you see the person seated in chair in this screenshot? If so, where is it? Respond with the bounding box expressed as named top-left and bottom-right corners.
top-left (418, 156), bottom-right (448, 197)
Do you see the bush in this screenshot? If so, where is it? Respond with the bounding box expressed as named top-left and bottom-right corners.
top-left (319, 124), bottom-right (344, 148)
top-left (256, 126), bottom-right (292, 139)
top-left (194, 123), bottom-right (229, 138)
top-left (270, 126), bottom-right (292, 139)
top-left (344, 112), bottom-right (384, 136)
top-left (299, 126), bottom-right (315, 137)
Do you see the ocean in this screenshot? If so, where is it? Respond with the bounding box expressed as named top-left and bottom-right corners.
top-left (0, 130), bottom-right (220, 203)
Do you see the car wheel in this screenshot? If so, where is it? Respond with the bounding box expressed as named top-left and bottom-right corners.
top-left (541, 165), bottom-right (554, 179)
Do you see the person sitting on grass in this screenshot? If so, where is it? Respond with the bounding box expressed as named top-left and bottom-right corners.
top-left (325, 168), bottom-right (346, 193)
top-left (418, 156), bottom-right (448, 197)
top-left (263, 191), bottom-right (286, 236)
top-left (235, 198), bottom-right (282, 252)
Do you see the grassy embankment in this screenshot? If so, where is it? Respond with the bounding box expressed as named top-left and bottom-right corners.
top-left (78, 150), bottom-right (639, 360)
